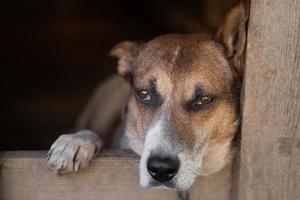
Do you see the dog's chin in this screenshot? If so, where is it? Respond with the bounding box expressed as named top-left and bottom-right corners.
top-left (141, 180), bottom-right (176, 189)
top-left (140, 178), bottom-right (195, 191)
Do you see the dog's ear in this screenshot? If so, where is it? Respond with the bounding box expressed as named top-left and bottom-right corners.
top-left (110, 41), bottom-right (140, 78)
top-left (215, 1), bottom-right (249, 77)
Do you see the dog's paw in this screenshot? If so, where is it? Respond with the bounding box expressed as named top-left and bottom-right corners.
top-left (47, 130), bottom-right (102, 175)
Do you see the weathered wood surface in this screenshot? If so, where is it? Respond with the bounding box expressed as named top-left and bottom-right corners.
top-left (0, 151), bottom-right (232, 200)
top-left (238, 0), bottom-right (300, 200)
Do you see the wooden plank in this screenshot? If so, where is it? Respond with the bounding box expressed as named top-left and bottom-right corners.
top-left (0, 151), bottom-right (175, 200)
top-left (0, 151), bottom-right (232, 200)
top-left (238, 0), bottom-right (300, 200)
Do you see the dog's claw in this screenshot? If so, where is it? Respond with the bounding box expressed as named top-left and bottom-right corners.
top-left (74, 160), bottom-right (81, 172)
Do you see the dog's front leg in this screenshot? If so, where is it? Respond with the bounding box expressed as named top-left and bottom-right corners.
top-left (47, 130), bottom-right (102, 175)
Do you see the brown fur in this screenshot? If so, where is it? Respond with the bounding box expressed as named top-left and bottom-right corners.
top-left (47, 0), bottom-right (249, 190)
top-left (115, 34), bottom-right (240, 174)
top-left (111, 1), bottom-right (248, 176)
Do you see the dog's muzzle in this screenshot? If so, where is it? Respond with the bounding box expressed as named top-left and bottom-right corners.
top-left (147, 155), bottom-right (180, 183)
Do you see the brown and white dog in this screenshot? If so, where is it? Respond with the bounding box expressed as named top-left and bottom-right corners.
top-left (47, 1), bottom-right (248, 191)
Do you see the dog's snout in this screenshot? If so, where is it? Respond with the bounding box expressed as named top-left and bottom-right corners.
top-left (147, 155), bottom-right (179, 182)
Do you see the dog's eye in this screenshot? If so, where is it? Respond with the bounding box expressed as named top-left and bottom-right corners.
top-left (191, 96), bottom-right (214, 110)
top-left (136, 90), bottom-right (152, 101)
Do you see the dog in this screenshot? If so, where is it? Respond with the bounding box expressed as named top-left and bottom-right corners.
top-left (47, 1), bottom-right (248, 192)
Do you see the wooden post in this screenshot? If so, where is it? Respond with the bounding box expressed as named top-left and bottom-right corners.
top-left (238, 0), bottom-right (300, 200)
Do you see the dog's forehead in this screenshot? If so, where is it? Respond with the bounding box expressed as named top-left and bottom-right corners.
top-left (133, 34), bottom-right (233, 95)
top-left (135, 34), bottom-right (210, 69)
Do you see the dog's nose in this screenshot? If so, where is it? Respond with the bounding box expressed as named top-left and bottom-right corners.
top-left (147, 155), bottom-right (179, 182)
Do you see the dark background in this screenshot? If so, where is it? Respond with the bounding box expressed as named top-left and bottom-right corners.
top-left (0, 0), bottom-right (235, 150)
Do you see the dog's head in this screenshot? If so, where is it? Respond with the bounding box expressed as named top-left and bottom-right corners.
top-left (111, 2), bottom-right (248, 190)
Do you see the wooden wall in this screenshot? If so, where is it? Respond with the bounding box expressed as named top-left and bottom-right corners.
top-left (237, 0), bottom-right (300, 199)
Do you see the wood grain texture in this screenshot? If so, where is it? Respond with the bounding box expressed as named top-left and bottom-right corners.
top-left (238, 0), bottom-right (300, 200)
top-left (0, 151), bottom-right (232, 200)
